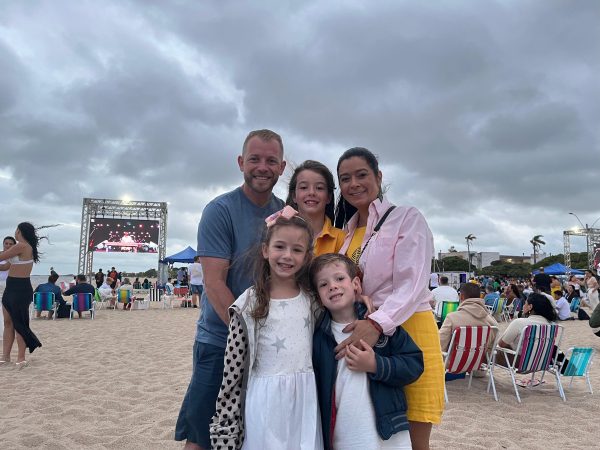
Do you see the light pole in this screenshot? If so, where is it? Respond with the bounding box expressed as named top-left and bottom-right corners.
top-left (569, 212), bottom-right (600, 269)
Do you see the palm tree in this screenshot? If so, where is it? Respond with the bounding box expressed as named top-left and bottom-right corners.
top-left (530, 235), bottom-right (546, 264)
top-left (465, 234), bottom-right (476, 274)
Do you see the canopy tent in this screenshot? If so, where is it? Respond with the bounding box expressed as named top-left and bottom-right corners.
top-left (532, 262), bottom-right (584, 275)
top-left (161, 246), bottom-right (197, 264)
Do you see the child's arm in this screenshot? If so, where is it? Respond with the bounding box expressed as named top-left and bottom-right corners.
top-left (209, 312), bottom-right (247, 450)
top-left (368, 327), bottom-right (424, 388)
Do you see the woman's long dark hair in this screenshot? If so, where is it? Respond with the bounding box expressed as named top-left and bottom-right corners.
top-left (334, 147), bottom-right (382, 229)
top-left (251, 216), bottom-right (314, 321)
top-left (525, 293), bottom-right (557, 322)
top-left (286, 160), bottom-right (336, 224)
top-left (17, 222), bottom-right (42, 263)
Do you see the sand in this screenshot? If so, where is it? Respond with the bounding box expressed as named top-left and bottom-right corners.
top-left (1, 304), bottom-right (598, 449)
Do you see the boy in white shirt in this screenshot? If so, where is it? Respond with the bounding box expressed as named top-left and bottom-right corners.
top-left (311, 254), bottom-right (424, 450)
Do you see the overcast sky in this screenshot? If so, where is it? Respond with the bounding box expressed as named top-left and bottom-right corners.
top-left (1, 0), bottom-right (598, 275)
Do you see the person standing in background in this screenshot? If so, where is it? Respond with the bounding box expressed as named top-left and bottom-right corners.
top-left (189, 256), bottom-right (203, 309)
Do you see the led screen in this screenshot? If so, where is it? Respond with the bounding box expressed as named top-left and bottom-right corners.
top-left (88, 218), bottom-right (160, 253)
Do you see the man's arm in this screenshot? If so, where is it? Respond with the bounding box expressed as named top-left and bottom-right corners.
top-left (200, 256), bottom-right (235, 324)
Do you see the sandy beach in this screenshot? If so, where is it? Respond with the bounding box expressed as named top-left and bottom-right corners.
top-left (1, 304), bottom-right (598, 449)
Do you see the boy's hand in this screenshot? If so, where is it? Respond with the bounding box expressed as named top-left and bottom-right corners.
top-left (345, 339), bottom-right (376, 373)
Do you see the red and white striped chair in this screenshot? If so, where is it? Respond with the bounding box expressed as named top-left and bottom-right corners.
top-left (443, 325), bottom-right (499, 402)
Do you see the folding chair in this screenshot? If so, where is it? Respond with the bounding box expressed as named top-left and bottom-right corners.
top-left (436, 301), bottom-right (458, 323)
top-left (570, 298), bottom-right (581, 313)
top-left (31, 292), bottom-right (57, 320)
top-left (557, 347), bottom-right (594, 395)
top-left (94, 288), bottom-right (110, 310)
top-left (117, 289), bottom-right (133, 310)
top-left (486, 297), bottom-right (507, 321)
top-left (70, 293), bottom-right (94, 319)
top-left (490, 324), bottom-right (564, 403)
top-left (443, 325), bottom-right (499, 402)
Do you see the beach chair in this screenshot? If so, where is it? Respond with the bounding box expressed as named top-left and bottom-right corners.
top-left (570, 298), bottom-right (581, 313)
top-left (486, 297), bottom-right (507, 321)
top-left (70, 293), bottom-right (94, 320)
top-left (94, 288), bottom-right (110, 310)
top-left (117, 289), bottom-right (132, 310)
top-left (443, 325), bottom-right (499, 402)
top-left (490, 324), bottom-right (564, 403)
top-left (436, 301), bottom-right (458, 324)
top-left (30, 292), bottom-right (57, 320)
top-left (131, 289), bottom-right (150, 310)
top-left (556, 347), bottom-right (595, 395)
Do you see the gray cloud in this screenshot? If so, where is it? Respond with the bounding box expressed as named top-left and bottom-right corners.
top-left (0, 0), bottom-right (598, 274)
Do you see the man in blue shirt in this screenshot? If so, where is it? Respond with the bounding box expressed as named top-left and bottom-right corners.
top-left (34, 273), bottom-right (65, 319)
top-left (483, 284), bottom-right (499, 308)
top-left (175, 129), bottom-right (286, 450)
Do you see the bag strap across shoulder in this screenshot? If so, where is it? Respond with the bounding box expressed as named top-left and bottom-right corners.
top-left (360, 206), bottom-right (396, 257)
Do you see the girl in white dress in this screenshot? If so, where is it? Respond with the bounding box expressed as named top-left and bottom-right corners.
top-left (210, 209), bottom-right (323, 450)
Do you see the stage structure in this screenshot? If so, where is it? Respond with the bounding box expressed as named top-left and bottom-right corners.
top-left (563, 227), bottom-right (600, 273)
top-left (78, 198), bottom-right (168, 282)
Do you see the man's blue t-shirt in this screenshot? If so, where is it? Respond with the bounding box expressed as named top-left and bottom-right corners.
top-left (34, 282), bottom-right (65, 305)
top-left (195, 186), bottom-right (284, 348)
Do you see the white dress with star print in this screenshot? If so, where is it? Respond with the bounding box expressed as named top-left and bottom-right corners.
top-left (242, 291), bottom-right (323, 450)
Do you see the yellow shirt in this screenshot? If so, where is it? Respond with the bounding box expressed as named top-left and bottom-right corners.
top-left (346, 226), bottom-right (367, 264)
top-left (314, 217), bottom-right (346, 256)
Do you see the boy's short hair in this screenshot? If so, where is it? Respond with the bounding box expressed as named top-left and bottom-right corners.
top-left (309, 253), bottom-right (358, 290)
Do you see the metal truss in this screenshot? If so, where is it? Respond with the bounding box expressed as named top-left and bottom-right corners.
top-left (77, 198), bottom-right (168, 281)
top-left (563, 227), bottom-right (600, 273)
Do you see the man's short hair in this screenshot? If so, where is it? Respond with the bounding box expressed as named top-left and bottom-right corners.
top-left (242, 129), bottom-right (284, 155)
top-left (485, 284), bottom-right (494, 293)
top-left (76, 274), bottom-right (87, 282)
top-left (460, 282), bottom-right (481, 299)
top-left (194, 255), bottom-right (201, 262)
top-left (440, 276), bottom-right (449, 285)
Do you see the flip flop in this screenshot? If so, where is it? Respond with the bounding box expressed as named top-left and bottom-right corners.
top-left (15, 361), bottom-right (29, 370)
top-left (517, 378), bottom-right (546, 388)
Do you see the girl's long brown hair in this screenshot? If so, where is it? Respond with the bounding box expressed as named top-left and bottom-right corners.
top-left (251, 216), bottom-right (314, 321)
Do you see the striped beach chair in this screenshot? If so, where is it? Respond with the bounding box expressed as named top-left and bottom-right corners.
top-left (491, 324), bottom-right (564, 403)
top-left (117, 289), bottom-right (132, 310)
top-left (70, 293), bottom-right (94, 320)
top-left (486, 296), bottom-right (508, 321)
top-left (31, 292), bottom-right (57, 320)
top-left (443, 325), bottom-right (499, 402)
top-left (559, 347), bottom-right (595, 395)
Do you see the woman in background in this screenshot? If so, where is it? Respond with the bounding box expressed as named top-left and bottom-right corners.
top-left (0, 223), bottom-right (43, 367)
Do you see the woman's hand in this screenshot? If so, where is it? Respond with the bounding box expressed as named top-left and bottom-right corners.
top-left (356, 294), bottom-right (375, 315)
top-left (345, 339), bottom-right (377, 373)
top-left (334, 319), bottom-right (381, 360)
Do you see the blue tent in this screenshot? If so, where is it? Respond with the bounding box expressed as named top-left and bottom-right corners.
top-left (532, 262), bottom-right (584, 275)
top-left (161, 246), bottom-right (197, 264)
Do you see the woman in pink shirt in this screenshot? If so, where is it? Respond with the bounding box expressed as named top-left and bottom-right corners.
top-left (334, 147), bottom-right (444, 450)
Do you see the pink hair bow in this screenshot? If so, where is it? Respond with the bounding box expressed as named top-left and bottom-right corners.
top-left (265, 205), bottom-right (299, 228)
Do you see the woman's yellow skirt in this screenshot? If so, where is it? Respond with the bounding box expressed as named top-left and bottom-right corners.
top-left (402, 310), bottom-right (445, 424)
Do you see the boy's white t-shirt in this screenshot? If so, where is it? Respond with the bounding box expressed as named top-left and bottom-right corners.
top-left (331, 321), bottom-right (412, 450)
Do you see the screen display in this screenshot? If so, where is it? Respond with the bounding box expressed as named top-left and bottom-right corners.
top-left (88, 218), bottom-right (160, 253)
